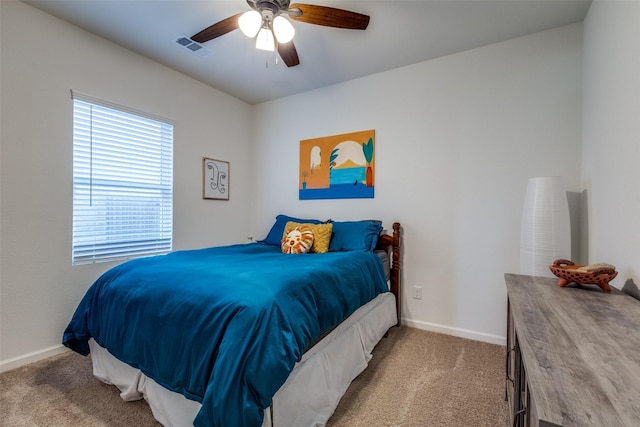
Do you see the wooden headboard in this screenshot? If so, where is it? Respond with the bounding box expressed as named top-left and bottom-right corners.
top-left (376, 222), bottom-right (402, 326)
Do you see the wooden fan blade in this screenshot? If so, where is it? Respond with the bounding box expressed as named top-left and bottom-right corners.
top-left (288, 4), bottom-right (369, 30)
top-left (191, 13), bottom-right (242, 43)
top-left (278, 41), bottom-right (300, 67)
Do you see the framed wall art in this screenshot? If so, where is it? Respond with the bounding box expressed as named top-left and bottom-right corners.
top-left (299, 129), bottom-right (375, 200)
top-left (203, 157), bottom-right (229, 200)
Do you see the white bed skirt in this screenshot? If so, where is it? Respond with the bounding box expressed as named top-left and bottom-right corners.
top-left (89, 292), bottom-right (397, 427)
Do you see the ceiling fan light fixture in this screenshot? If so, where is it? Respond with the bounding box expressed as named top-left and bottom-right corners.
top-left (192, 2), bottom-right (370, 67)
top-left (238, 10), bottom-right (262, 38)
top-left (255, 27), bottom-right (275, 51)
top-left (273, 16), bottom-right (295, 43)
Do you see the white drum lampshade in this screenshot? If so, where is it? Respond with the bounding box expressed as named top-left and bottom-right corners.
top-left (520, 176), bottom-right (571, 277)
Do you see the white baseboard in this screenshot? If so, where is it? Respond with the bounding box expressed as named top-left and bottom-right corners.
top-left (402, 318), bottom-right (506, 346)
top-left (0, 344), bottom-right (70, 373)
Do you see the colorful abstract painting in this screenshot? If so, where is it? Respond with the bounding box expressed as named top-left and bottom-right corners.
top-left (299, 129), bottom-right (375, 200)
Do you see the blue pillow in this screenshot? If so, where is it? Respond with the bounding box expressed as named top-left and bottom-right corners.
top-left (261, 214), bottom-right (323, 246)
top-left (328, 221), bottom-right (383, 252)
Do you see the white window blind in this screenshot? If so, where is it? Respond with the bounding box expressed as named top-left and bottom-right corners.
top-left (72, 92), bottom-right (173, 265)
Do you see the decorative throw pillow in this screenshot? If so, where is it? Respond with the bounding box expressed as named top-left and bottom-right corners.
top-left (261, 214), bottom-right (323, 246)
top-left (283, 221), bottom-right (333, 254)
top-left (281, 225), bottom-right (315, 254)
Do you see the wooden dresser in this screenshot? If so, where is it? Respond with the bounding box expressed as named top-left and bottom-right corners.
top-left (505, 273), bottom-right (640, 427)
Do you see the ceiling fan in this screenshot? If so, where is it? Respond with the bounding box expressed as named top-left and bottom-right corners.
top-left (191, 1), bottom-right (370, 67)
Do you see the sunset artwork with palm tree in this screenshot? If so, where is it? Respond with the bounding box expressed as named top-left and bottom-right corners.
top-left (299, 129), bottom-right (375, 200)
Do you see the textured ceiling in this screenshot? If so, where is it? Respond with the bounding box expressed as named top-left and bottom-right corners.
top-left (24, 0), bottom-right (591, 104)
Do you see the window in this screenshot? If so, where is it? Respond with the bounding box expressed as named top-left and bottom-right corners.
top-left (72, 92), bottom-right (173, 265)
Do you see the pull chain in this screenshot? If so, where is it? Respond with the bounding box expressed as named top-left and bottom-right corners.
top-left (265, 49), bottom-right (279, 68)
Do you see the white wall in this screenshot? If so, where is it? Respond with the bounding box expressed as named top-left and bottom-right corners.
top-left (252, 24), bottom-right (584, 344)
top-left (582, 1), bottom-right (640, 296)
top-left (0, 1), bottom-right (254, 369)
top-left (0, 1), bottom-right (590, 370)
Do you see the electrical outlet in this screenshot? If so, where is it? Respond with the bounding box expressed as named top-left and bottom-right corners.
top-left (413, 286), bottom-right (422, 300)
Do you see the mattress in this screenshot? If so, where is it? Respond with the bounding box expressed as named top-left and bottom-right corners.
top-left (89, 291), bottom-right (397, 427)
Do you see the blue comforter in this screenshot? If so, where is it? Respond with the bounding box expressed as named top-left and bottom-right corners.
top-left (63, 242), bottom-right (389, 427)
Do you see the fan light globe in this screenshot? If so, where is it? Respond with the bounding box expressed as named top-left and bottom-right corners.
top-left (238, 10), bottom-right (261, 38)
top-left (256, 27), bottom-right (275, 51)
top-left (273, 16), bottom-right (295, 43)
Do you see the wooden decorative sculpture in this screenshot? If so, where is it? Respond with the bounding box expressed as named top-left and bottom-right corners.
top-left (549, 259), bottom-right (617, 292)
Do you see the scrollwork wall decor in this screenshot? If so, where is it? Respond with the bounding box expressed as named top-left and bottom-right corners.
top-left (203, 158), bottom-right (229, 200)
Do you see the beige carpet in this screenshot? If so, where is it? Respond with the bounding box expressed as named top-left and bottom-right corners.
top-left (0, 327), bottom-right (509, 427)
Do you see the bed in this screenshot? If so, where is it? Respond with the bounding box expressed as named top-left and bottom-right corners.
top-left (63, 216), bottom-right (402, 427)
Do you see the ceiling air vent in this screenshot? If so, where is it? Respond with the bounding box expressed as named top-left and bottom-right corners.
top-left (175, 35), bottom-right (212, 58)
